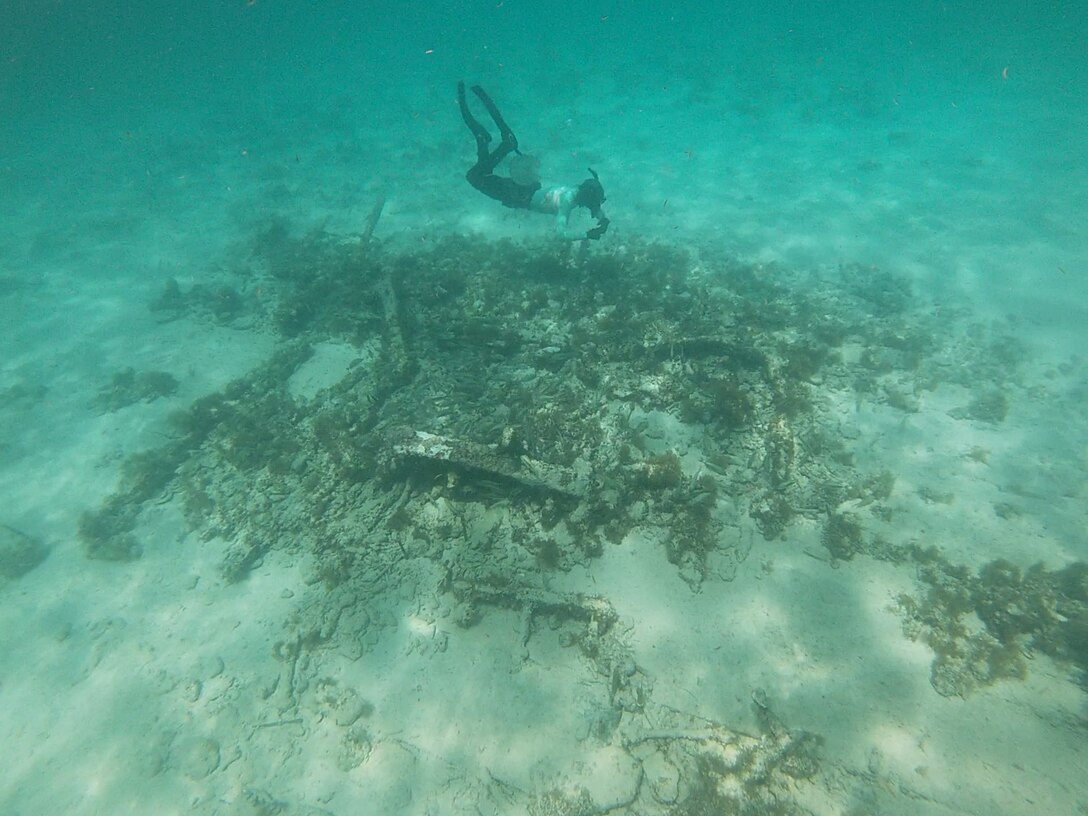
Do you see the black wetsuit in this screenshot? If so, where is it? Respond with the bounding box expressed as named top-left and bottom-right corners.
top-left (458, 82), bottom-right (541, 210)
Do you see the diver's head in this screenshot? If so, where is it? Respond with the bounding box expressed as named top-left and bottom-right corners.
top-left (575, 168), bottom-right (606, 217)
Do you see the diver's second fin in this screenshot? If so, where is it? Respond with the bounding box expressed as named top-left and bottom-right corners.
top-left (471, 85), bottom-right (517, 145)
top-left (458, 81), bottom-right (492, 146)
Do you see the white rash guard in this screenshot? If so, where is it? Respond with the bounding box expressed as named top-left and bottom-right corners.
top-left (529, 186), bottom-right (587, 240)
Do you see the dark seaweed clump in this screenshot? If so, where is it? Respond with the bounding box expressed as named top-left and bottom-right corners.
top-left (0, 525), bottom-right (50, 579)
top-left (898, 549), bottom-right (1088, 696)
top-left (92, 367), bottom-right (178, 413)
top-left (84, 230), bottom-right (1020, 602)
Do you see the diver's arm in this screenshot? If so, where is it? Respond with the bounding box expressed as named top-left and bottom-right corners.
top-left (533, 186), bottom-right (608, 240)
top-left (557, 210), bottom-right (609, 241)
top-left (586, 211), bottom-right (609, 240)
top-left (555, 209), bottom-right (589, 241)
top-left (553, 198), bottom-right (610, 241)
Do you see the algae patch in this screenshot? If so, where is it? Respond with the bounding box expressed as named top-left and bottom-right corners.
top-left (0, 524), bottom-right (49, 580)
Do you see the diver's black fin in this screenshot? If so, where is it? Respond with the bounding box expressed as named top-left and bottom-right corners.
top-left (458, 81), bottom-right (492, 148)
top-left (471, 85), bottom-right (517, 145)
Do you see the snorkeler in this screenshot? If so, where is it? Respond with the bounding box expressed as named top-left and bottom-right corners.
top-left (458, 82), bottom-right (610, 241)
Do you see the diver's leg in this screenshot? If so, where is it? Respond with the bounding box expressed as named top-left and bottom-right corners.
top-left (462, 83), bottom-right (525, 204)
top-left (467, 174), bottom-right (537, 209)
top-left (467, 141), bottom-right (517, 189)
top-left (464, 89), bottom-right (519, 178)
top-left (458, 81), bottom-right (491, 160)
top-left (470, 85), bottom-right (519, 152)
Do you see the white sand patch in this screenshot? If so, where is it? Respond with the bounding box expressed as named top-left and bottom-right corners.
top-left (288, 340), bottom-right (377, 402)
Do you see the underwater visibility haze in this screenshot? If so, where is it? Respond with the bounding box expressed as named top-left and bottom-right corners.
top-left (1, 2), bottom-right (1087, 814)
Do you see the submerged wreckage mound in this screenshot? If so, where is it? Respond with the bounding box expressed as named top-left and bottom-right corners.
top-left (76, 229), bottom-right (1080, 812)
top-left (85, 232), bottom-right (924, 583)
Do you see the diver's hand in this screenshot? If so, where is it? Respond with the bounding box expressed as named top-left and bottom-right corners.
top-left (586, 216), bottom-right (610, 241)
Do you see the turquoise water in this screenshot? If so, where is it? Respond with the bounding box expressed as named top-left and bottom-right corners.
top-left (2, 3), bottom-right (1086, 815)
top-left (5, 3), bottom-right (1086, 319)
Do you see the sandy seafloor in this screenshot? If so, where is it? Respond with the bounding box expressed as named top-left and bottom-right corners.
top-left (1, 4), bottom-right (1087, 815)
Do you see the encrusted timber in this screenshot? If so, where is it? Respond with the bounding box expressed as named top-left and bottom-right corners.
top-left (644, 335), bottom-right (766, 368)
top-left (454, 580), bottom-right (618, 642)
top-left (388, 428), bottom-right (588, 499)
top-left (360, 193), bottom-right (386, 247)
